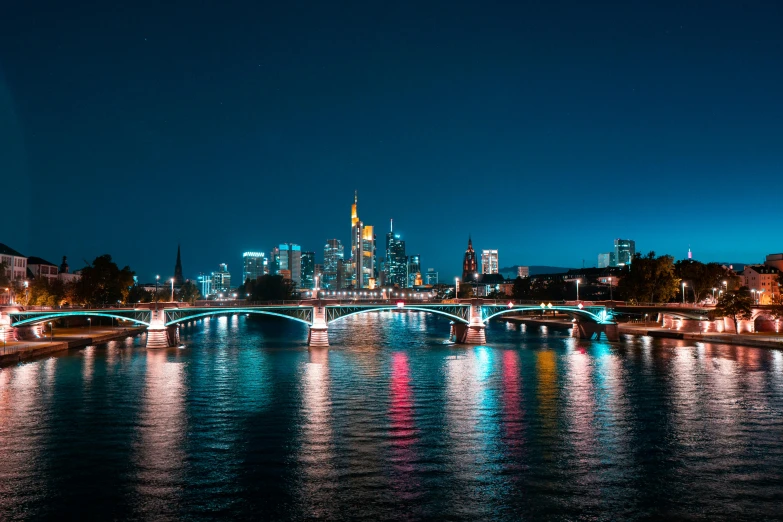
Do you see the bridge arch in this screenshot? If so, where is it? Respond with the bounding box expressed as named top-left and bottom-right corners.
top-left (482, 306), bottom-right (608, 324)
top-left (326, 305), bottom-right (470, 325)
top-left (164, 309), bottom-right (313, 327)
top-left (12, 312), bottom-right (151, 327)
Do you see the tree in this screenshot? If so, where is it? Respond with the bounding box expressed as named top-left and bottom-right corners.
top-left (126, 285), bottom-right (152, 304)
top-left (617, 252), bottom-right (680, 303)
top-left (0, 261), bottom-right (10, 289)
top-left (676, 260), bottom-right (736, 303)
top-left (458, 284), bottom-right (474, 299)
top-left (178, 280), bottom-right (201, 304)
top-left (77, 255), bottom-right (135, 306)
top-left (715, 286), bottom-right (754, 334)
top-left (511, 276), bottom-right (531, 300)
top-left (246, 275), bottom-right (296, 301)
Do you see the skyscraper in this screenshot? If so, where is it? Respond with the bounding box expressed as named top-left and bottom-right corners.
top-left (173, 244), bottom-right (184, 285)
top-left (407, 254), bottom-right (421, 288)
top-left (481, 249), bottom-right (498, 274)
top-left (277, 243), bottom-right (302, 286)
top-left (348, 191), bottom-right (376, 288)
top-left (462, 236), bottom-right (477, 282)
top-left (242, 251), bottom-right (265, 283)
top-left (301, 251), bottom-right (315, 289)
top-left (385, 219), bottom-right (407, 287)
top-left (212, 263), bottom-right (231, 294)
top-left (614, 239), bottom-right (636, 266)
top-left (425, 268), bottom-right (439, 285)
top-left (323, 239), bottom-right (344, 289)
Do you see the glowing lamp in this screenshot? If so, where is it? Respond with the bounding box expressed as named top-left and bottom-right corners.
top-left (578, 303), bottom-right (584, 309)
top-left (507, 301), bottom-right (513, 308)
top-left (397, 301), bottom-right (405, 308)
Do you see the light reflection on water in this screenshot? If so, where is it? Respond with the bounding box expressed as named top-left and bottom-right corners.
top-left (0, 314), bottom-right (781, 520)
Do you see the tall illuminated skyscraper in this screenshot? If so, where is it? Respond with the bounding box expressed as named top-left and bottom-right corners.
top-left (407, 254), bottom-right (421, 288)
top-left (481, 249), bottom-right (498, 274)
top-left (348, 191), bottom-right (375, 288)
top-left (277, 243), bottom-right (302, 286)
top-left (385, 219), bottom-right (407, 287)
top-left (614, 239), bottom-right (635, 266)
top-left (323, 239), bottom-right (344, 289)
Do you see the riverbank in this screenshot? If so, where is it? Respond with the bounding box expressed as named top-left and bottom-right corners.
top-left (0, 327), bottom-right (146, 367)
top-left (502, 316), bottom-right (783, 349)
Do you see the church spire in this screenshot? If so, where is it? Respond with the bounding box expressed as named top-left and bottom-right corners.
top-left (174, 244), bottom-right (184, 285)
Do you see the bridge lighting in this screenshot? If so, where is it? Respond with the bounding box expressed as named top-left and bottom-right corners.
top-left (547, 303), bottom-right (552, 309)
top-left (397, 301), bottom-right (405, 308)
top-left (540, 303), bottom-right (546, 309)
top-left (507, 301), bottom-right (513, 308)
top-left (578, 303), bottom-right (584, 309)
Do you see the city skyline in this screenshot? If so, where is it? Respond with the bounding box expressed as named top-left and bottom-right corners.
top-left (2, 2), bottom-right (781, 280)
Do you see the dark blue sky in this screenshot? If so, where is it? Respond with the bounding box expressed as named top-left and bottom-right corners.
top-left (1, 1), bottom-right (781, 281)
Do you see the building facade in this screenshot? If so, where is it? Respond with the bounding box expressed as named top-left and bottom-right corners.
top-left (301, 251), bottom-right (315, 289)
top-left (597, 252), bottom-right (616, 268)
top-left (741, 264), bottom-right (780, 304)
top-left (349, 191), bottom-right (376, 288)
top-left (425, 268), bottom-right (438, 285)
top-left (462, 237), bottom-right (477, 282)
top-left (323, 239), bottom-right (344, 289)
top-left (614, 239), bottom-right (635, 266)
top-left (0, 243), bottom-right (27, 282)
top-left (276, 243), bottom-right (302, 286)
top-left (481, 249), bottom-right (498, 274)
top-left (517, 266), bottom-right (529, 278)
top-left (212, 263), bottom-right (231, 294)
top-left (242, 251), bottom-right (266, 283)
top-left (407, 254), bottom-right (421, 288)
top-left (385, 220), bottom-right (407, 287)
top-left (27, 256), bottom-right (59, 281)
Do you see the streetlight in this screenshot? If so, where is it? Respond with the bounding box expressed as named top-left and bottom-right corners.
top-left (155, 275), bottom-right (160, 302)
top-left (170, 278), bottom-right (175, 301)
top-left (758, 289), bottom-right (765, 304)
top-left (751, 289), bottom-right (756, 304)
top-left (576, 278), bottom-right (581, 301)
top-left (608, 277), bottom-right (613, 301)
top-left (723, 280), bottom-right (728, 294)
top-left (682, 282), bottom-right (687, 304)
top-left (712, 287), bottom-right (717, 302)
top-left (455, 277), bottom-right (460, 299)
top-left (87, 318), bottom-right (91, 332)
top-left (48, 321), bottom-right (53, 341)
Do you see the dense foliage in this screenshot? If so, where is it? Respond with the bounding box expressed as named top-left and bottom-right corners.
top-left (714, 287), bottom-right (754, 333)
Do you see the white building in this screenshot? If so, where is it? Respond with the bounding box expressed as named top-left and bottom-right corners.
top-left (0, 243), bottom-right (28, 282)
top-left (27, 256), bottom-right (59, 281)
top-left (481, 249), bottom-right (498, 274)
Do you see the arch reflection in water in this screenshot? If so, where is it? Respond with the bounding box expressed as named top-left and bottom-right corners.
top-left (133, 350), bottom-right (186, 520)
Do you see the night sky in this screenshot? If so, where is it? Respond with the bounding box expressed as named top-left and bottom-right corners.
top-left (2, 1), bottom-right (781, 281)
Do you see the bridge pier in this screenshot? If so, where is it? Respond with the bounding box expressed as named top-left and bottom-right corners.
top-left (308, 302), bottom-right (329, 347)
top-left (572, 322), bottom-right (619, 342)
top-left (146, 308), bottom-right (177, 348)
top-left (452, 300), bottom-right (487, 345)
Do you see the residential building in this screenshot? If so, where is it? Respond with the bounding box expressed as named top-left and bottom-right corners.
top-left (0, 243), bottom-right (27, 281)
top-left (614, 239), bottom-right (635, 266)
top-left (481, 249), bottom-right (498, 274)
top-left (425, 268), bottom-right (438, 285)
top-left (301, 251), bottom-right (315, 289)
top-left (27, 256), bottom-right (59, 281)
top-left (741, 265), bottom-right (780, 304)
top-left (323, 239), bottom-right (344, 289)
top-left (242, 251), bottom-right (266, 283)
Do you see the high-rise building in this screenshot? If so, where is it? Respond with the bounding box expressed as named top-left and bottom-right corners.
top-left (314, 264), bottom-right (323, 285)
top-left (517, 266), bottom-right (529, 278)
top-left (323, 239), bottom-right (344, 289)
top-left (462, 236), bottom-right (477, 282)
top-left (242, 251), bottom-right (265, 283)
top-left (385, 219), bottom-right (407, 287)
top-left (407, 254), bottom-right (421, 288)
top-left (277, 243), bottom-right (302, 286)
top-left (425, 268), bottom-right (439, 285)
top-left (481, 249), bottom-right (498, 274)
top-left (348, 191), bottom-right (376, 288)
top-left (173, 244), bottom-right (184, 285)
top-left (198, 273), bottom-right (212, 297)
top-left (614, 239), bottom-right (635, 266)
top-left (597, 252), bottom-right (616, 268)
top-left (301, 251), bottom-right (315, 289)
top-left (212, 263), bottom-right (231, 294)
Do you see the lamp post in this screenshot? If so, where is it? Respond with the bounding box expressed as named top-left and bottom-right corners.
top-left (712, 287), bottom-right (716, 302)
top-left (88, 318), bottom-right (91, 332)
top-left (1, 326), bottom-right (6, 353)
top-left (682, 282), bottom-right (687, 304)
top-left (155, 275), bottom-right (160, 302)
top-left (170, 278), bottom-right (174, 302)
top-left (576, 278), bottom-right (581, 301)
top-left (48, 321), bottom-right (53, 341)
top-left (751, 289), bottom-right (756, 304)
top-left (758, 289), bottom-right (765, 304)
top-left (723, 280), bottom-right (728, 294)
top-left (608, 277), bottom-right (613, 301)
top-left (455, 277), bottom-right (459, 299)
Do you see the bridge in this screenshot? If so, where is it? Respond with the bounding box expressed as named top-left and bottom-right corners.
top-left (1, 299), bottom-right (618, 348)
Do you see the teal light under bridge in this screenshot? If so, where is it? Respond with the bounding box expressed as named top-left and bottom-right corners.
top-left (12, 312), bottom-right (152, 327)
